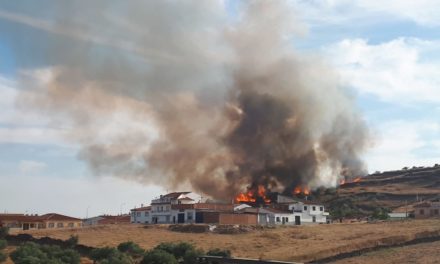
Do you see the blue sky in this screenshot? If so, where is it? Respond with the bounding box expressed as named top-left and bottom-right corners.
top-left (0, 0), bottom-right (439, 217)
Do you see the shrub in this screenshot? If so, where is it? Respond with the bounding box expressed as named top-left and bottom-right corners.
top-left (152, 242), bottom-right (203, 264)
top-left (141, 249), bottom-right (177, 264)
top-left (66, 235), bottom-right (79, 248)
top-left (206, 248), bottom-right (231, 258)
top-left (10, 242), bottom-right (80, 264)
top-left (0, 240), bottom-right (6, 250)
top-left (372, 208), bottom-right (390, 220)
top-left (0, 252), bottom-right (6, 263)
top-left (90, 247), bottom-right (133, 264)
top-left (117, 241), bottom-right (144, 258)
top-left (154, 242), bottom-right (194, 260)
top-left (0, 228), bottom-right (8, 240)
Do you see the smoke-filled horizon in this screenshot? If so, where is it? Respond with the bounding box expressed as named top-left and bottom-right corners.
top-left (3, 1), bottom-right (370, 199)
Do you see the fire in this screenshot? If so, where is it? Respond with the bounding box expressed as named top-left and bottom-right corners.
top-left (293, 186), bottom-right (310, 196)
top-left (235, 185), bottom-right (271, 204)
top-left (339, 177), bottom-right (361, 186)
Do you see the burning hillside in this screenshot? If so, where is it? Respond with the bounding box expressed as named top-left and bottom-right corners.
top-left (10, 1), bottom-right (369, 200)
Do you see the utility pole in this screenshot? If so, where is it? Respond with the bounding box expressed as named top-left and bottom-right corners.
top-left (120, 203), bottom-right (126, 215)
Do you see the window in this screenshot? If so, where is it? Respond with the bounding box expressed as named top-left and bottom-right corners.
top-left (276, 217), bottom-right (280, 222)
top-left (284, 217), bottom-right (288, 223)
top-left (420, 209), bottom-right (424, 215)
top-left (57, 223), bottom-right (64, 228)
top-left (312, 216), bottom-right (316, 223)
top-left (30, 223), bottom-right (35, 228)
top-left (136, 212), bottom-right (141, 217)
top-left (131, 212), bottom-right (135, 217)
top-left (68, 223), bottom-right (74, 228)
top-left (145, 212), bottom-right (149, 217)
top-left (187, 212), bottom-right (193, 221)
top-left (320, 207), bottom-right (323, 211)
top-left (303, 206), bottom-right (307, 211)
top-left (48, 223), bottom-right (55, 228)
top-left (312, 206), bottom-right (316, 211)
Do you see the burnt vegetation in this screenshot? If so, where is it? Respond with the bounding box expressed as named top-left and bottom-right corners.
top-left (311, 165), bottom-right (440, 218)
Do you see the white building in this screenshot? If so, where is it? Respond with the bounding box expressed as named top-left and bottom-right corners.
top-left (130, 206), bottom-right (151, 224)
top-left (287, 201), bottom-right (329, 224)
top-left (236, 200), bottom-right (329, 225)
top-left (150, 192), bottom-right (201, 224)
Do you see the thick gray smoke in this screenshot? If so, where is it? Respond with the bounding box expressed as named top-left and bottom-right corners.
top-left (2, 0), bottom-right (369, 199)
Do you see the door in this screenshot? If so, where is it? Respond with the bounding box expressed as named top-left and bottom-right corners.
top-left (312, 216), bottom-right (316, 223)
top-left (195, 212), bottom-right (203, 223)
top-left (295, 216), bottom-right (301, 225)
top-left (177, 213), bottom-right (185, 223)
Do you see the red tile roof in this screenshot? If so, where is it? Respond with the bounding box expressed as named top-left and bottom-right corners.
top-left (130, 206), bottom-right (151, 212)
top-left (0, 214), bottom-right (43, 222)
top-left (39, 213), bottom-right (81, 221)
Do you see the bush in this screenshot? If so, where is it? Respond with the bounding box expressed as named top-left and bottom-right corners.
top-left (372, 208), bottom-right (390, 220)
top-left (0, 252), bottom-right (6, 263)
top-left (10, 242), bottom-right (80, 264)
top-left (206, 248), bottom-right (231, 258)
top-left (117, 241), bottom-right (144, 258)
top-left (66, 235), bottom-right (79, 248)
top-left (0, 228), bottom-right (8, 240)
top-left (152, 242), bottom-right (203, 264)
top-left (141, 249), bottom-right (177, 264)
top-left (90, 247), bottom-right (133, 264)
top-left (0, 240), bottom-right (6, 250)
top-left (154, 242), bottom-right (194, 260)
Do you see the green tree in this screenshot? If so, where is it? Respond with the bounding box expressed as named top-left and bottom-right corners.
top-left (0, 239), bottom-right (7, 263)
top-left (141, 249), bottom-right (177, 264)
top-left (117, 241), bottom-right (144, 259)
top-left (0, 228), bottom-right (8, 239)
top-left (65, 235), bottom-right (79, 248)
top-left (90, 247), bottom-right (132, 264)
top-left (206, 248), bottom-right (231, 258)
top-left (372, 208), bottom-right (390, 220)
top-left (10, 242), bottom-right (80, 264)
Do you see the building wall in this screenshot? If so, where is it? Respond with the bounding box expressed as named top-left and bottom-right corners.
top-left (219, 213), bottom-right (258, 225)
top-left (131, 211), bottom-right (150, 223)
top-left (288, 203), bottom-right (327, 224)
top-left (43, 221), bottom-right (82, 228)
top-left (415, 205), bottom-right (440, 219)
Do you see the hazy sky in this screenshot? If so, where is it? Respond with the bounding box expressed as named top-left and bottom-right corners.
top-left (0, 0), bottom-right (439, 217)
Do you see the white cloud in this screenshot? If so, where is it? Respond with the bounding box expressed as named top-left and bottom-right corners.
top-left (18, 160), bottom-right (47, 174)
top-left (292, 0), bottom-right (440, 26)
top-left (325, 37), bottom-right (440, 103)
top-left (357, 0), bottom-right (440, 27)
top-left (0, 174), bottom-right (165, 218)
top-left (365, 120), bottom-right (440, 172)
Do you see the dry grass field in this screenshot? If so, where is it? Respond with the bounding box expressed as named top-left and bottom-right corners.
top-left (13, 219), bottom-right (440, 263)
top-left (332, 240), bottom-right (440, 264)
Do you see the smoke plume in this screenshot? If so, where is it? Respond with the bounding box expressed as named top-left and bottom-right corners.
top-left (2, 0), bottom-right (369, 199)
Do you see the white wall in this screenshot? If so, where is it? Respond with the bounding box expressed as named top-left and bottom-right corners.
top-left (131, 210), bottom-right (150, 224)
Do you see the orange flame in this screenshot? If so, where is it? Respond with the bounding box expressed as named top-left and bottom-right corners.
top-left (339, 177), bottom-right (361, 186)
top-left (235, 185), bottom-right (271, 204)
top-left (293, 186), bottom-right (310, 196)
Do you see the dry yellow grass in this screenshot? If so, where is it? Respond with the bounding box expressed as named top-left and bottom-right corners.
top-left (332, 240), bottom-right (440, 264)
top-left (14, 219), bottom-right (440, 263)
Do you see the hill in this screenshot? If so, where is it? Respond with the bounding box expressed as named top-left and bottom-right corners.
top-left (313, 165), bottom-right (440, 218)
